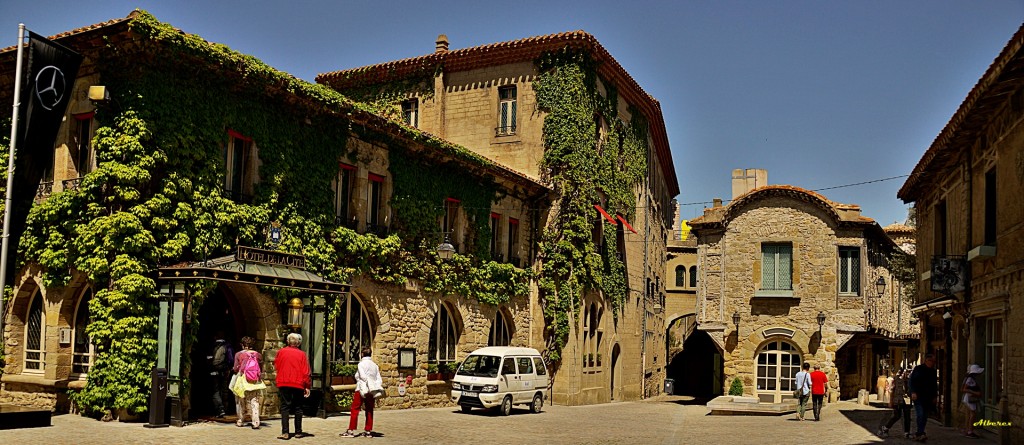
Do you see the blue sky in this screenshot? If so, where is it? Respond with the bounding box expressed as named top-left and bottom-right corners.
top-left (3, 1), bottom-right (1022, 227)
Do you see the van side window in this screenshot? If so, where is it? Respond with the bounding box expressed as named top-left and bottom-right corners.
top-left (502, 357), bottom-right (516, 375)
top-left (517, 357), bottom-right (534, 374)
top-left (533, 357), bottom-right (547, 376)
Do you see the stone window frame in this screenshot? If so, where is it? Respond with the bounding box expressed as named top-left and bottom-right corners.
top-left (755, 338), bottom-right (802, 403)
top-left (333, 162), bottom-right (356, 227)
top-left (756, 242), bottom-right (794, 297)
top-left (496, 85), bottom-right (517, 136)
top-left (428, 302), bottom-right (460, 364)
top-left (401, 98), bottom-right (419, 128)
top-left (23, 289), bottom-right (46, 373)
top-left (837, 246), bottom-right (861, 296)
top-left (332, 292), bottom-right (375, 365)
top-left (675, 265), bottom-right (686, 288)
top-left (488, 308), bottom-right (512, 347)
top-left (72, 112), bottom-right (97, 178)
top-left (71, 286), bottom-right (96, 377)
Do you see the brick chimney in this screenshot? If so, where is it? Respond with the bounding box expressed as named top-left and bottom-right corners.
top-left (731, 168), bottom-right (767, 199)
top-left (436, 34), bottom-right (449, 53)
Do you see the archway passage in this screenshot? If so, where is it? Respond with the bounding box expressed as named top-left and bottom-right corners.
top-left (667, 330), bottom-right (722, 401)
top-left (187, 285), bottom-right (243, 419)
top-left (610, 344), bottom-right (621, 401)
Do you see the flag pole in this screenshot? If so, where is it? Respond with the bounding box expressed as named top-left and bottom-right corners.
top-left (1, 24), bottom-right (27, 339)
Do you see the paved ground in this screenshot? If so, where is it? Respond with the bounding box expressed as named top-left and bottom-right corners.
top-left (1, 397), bottom-right (996, 444)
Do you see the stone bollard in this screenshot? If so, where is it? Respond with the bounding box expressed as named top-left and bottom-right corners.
top-left (857, 389), bottom-right (868, 405)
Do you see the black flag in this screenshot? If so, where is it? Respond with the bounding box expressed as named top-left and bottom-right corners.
top-left (5, 32), bottom-right (82, 280)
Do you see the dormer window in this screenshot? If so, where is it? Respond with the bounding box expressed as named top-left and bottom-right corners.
top-left (223, 130), bottom-right (258, 203)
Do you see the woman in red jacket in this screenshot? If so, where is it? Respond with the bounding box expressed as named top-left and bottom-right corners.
top-left (274, 333), bottom-right (311, 440)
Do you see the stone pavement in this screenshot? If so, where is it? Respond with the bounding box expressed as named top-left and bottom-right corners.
top-left (0, 397), bottom-right (996, 444)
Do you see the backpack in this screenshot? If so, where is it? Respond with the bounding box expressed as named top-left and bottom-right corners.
top-left (212, 342), bottom-right (231, 371)
top-left (242, 351), bottom-right (261, 382)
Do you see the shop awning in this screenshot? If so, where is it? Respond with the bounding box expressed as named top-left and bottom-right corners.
top-left (157, 246), bottom-right (350, 294)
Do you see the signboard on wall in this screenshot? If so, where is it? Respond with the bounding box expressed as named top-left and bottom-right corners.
top-left (930, 256), bottom-right (966, 295)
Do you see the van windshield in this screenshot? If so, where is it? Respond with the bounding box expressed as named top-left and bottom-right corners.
top-left (458, 355), bottom-right (501, 378)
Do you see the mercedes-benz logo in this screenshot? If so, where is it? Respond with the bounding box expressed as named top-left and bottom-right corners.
top-left (34, 65), bottom-right (67, 111)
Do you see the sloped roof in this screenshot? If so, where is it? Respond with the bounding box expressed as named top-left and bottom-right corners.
top-left (316, 30), bottom-right (679, 197)
top-left (688, 185), bottom-right (875, 228)
top-left (898, 23), bottom-right (1024, 201)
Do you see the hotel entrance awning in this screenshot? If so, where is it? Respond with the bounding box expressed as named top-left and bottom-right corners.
top-left (156, 246), bottom-right (349, 294)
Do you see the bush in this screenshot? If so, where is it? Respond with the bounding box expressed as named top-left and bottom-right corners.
top-left (728, 377), bottom-right (744, 396)
top-left (332, 362), bottom-right (358, 376)
top-left (426, 363), bottom-right (439, 374)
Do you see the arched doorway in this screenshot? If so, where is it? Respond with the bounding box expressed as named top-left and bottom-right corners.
top-left (667, 329), bottom-right (722, 400)
top-left (755, 339), bottom-right (802, 403)
top-left (187, 285), bottom-right (244, 419)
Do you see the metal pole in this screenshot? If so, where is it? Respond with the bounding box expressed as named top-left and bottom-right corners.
top-left (1, 24), bottom-right (27, 339)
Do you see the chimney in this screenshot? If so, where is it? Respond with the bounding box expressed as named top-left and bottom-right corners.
top-left (713, 198), bottom-right (723, 208)
top-left (731, 168), bottom-right (767, 199)
top-left (435, 34), bottom-right (449, 53)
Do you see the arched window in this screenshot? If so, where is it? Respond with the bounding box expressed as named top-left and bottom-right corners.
top-left (24, 290), bottom-right (45, 372)
top-left (333, 293), bottom-right (373, 364)
top-left (72, 288), bottom-right (95, 375)
top-left (756, 340), bottom-right (802, 403)
top-left (689, 265), bottom-right (698, 288)
top-left (488, 310), bottom-right (510, 346)
top-left (428, 303), bottom-right (458, 364)
top-left (675, 265), bottom-right (686, 287)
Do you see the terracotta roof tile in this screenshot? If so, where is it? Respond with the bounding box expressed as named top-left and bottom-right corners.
top-left (0, 11), bottom-right (136, 54)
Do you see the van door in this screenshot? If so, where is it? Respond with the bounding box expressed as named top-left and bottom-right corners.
top-left (532, 356), bottom-right (549, 395)
top-left (501, 357), bottom-right (518, 398)
top-left (516, 356), bottom-right (537, 402)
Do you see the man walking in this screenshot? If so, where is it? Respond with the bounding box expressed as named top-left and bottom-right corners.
top-left (909, 354), bottom-right (939, 442)
top-left (794, 362), bottom-right (811, 421)
top-left (809, 364), bottom-right (828, 421)
top-left (275, 333), bottom-right (312, 440)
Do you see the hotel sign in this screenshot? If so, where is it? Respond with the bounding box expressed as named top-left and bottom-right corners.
top-left (236, 246), bottom-right (307, 269)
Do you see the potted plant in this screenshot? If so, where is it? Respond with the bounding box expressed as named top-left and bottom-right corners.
top-left (588, 353), bottom-right (594, 367)
top-left (331, 362), bottom-right (358, 385)
top-left (596, 353), bottom-right (602, 366)
top-left (427, 363), bottom-right (443, 381)
top-left (728, 377), bottom-right (744, 396)
top-left (333, 391), bottom-right (353, 410)
top-left (443, 362), bottom-right (459, 379)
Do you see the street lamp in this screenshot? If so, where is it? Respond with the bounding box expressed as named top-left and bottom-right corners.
top-left (817, 311), bottom-right (826, 333)
top-left (436, 233), bottom-right (455, 260)
top-left (287, 297), bottom-right (304, 331)
top-left (732, 311), bottom-right (741, 334)
top-left (875, 276), bottom-right (886, 298)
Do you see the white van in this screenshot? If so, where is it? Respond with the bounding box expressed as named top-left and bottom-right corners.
top-left (450, 346), bottom-right (549, 415)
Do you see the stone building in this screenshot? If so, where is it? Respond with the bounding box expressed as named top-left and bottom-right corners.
top-left (897, 22), bottom-right (1024, 444)
top-left (0, 11), bottom-right (551, 421)
top-left (688, 170), bottom-right (915, 404)
top-left (317, 30), bottom-right (679, 405)
top-left (664, 205), bottom-right (708, 397)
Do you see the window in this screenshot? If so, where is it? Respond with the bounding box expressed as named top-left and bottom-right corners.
top-left (72, 288), bottom-right (94, 375)
top-left (761, 243), bottom-right (793, 291)
top-left (935, 200), bottom-right (947, 255)
top-left (984, 168), bottom-right (996, 246)
top-left (24, 290), bottom-right (45, 372)
top-left (517, 357), bottom-right (534, 374)
top-left (224, 132), bottom-right (256, 202)
top-left (501, 357), bottom-right (516, 375)
top-left (838, 247), bottom-right (860, 295)
top-left (533, 357), bottom-right (547, 375)
top-left (334, 163), bottom-right (356, 227)
top-left (332, 293), bottom-right (373, 364)
top-left (497, 86), bottom-right (517, 135)
top-left (675, 265), bottom-right (685, 287)
top-left (507, 218), bottom-right (520, 266)
top-left (366, 173), bottom-right (385, 234)
top-left (981, 317), bottom-right (1004, 422)
top-left (442, 198), bottom-right (461, 251)
top-left (73, 113), bottom-right (95, 176)
top-left (402, 99), bottom-right (418, 128)
top-left (490, 213), bottom-right (502, 261)
top-left (689, 265), bottom-right (697, 288)
top-left (756, 340), bottom-right (801, 403)
top-left (489, 310), bottom-right (511, 347)
top-left (428, 303), bottom-right (458, 364)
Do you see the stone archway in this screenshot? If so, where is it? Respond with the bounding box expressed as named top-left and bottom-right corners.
top-left (667, 329), bottom-right (723, 399)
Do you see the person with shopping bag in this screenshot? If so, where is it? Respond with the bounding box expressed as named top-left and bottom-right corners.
top-left (341, 347), bottom-right (383, 438)
top-left (231, 336), bottom-right (266, 429)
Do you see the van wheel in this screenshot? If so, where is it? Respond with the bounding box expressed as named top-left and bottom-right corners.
top-left (530, 393), bottom-right (543, 413)
top-left (499, 396), bottom-right (513, 416)
top-left (460, 405), bottom-right (472, 413)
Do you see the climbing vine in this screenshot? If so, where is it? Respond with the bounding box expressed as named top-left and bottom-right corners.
top-left (533, 48), bottom-right (648, 363)
top-left (12, 11), bottom-right (529, 416)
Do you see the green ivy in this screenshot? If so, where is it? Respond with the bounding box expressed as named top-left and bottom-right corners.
top-left (11, 11), bottom-right (530, 416)
top-left (533, 49), bottom-right (648, 364)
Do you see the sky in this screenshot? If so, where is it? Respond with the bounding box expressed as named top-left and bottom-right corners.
top-left (2, 0), bottom-right (1022, 227)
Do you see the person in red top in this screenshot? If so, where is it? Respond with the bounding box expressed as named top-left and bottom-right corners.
top-left (810, 364), bottom-right (829, 421)
top-left (274, 332), bottom-right (312, 440)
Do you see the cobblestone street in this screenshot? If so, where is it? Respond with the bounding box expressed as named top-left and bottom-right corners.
top-left (1, 398), bottom-right (996, 445)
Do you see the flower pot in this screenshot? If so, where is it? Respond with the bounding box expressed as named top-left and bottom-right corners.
top-left (427, 373), bottom-right (443, 381)
top-left (331, 376), bottom-right (355, 385)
